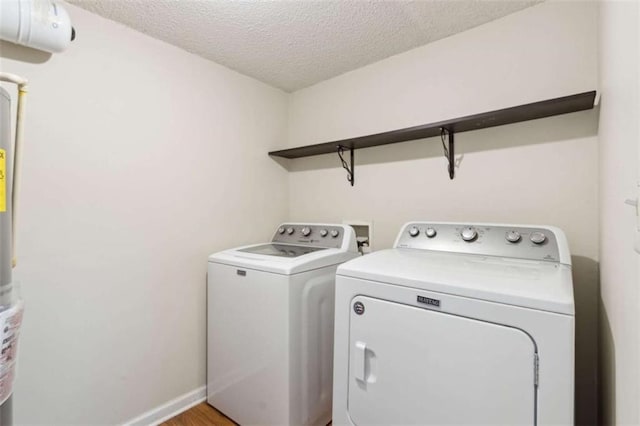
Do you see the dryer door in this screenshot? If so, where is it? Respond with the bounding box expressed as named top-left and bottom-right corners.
top-left (348, 296), bottom-right (536, 425)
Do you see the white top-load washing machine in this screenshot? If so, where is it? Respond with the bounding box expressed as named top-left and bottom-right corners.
top-left (333, 222), bottom-right (574, 426)
top-left (208, 223), bottom-right (358, 426)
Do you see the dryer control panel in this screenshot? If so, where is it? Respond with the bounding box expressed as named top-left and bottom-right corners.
top-left (395, 222), bottom-right (566, 263)
top-left (272, 224), bottom-right (348, 249)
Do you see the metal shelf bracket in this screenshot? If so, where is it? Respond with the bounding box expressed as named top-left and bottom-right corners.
top-left (337, 145), bottom-right (354, 186)
top-left (441, 128), bottom-right (455, 180)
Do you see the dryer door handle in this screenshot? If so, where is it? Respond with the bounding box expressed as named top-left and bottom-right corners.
top-left (354, 341), bottom-right (367, 382)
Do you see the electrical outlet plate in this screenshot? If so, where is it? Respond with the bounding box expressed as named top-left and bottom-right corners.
top-left (626, 182), bottom-right (640, 254)
top-left (632, 207), bottom-right (640, 252)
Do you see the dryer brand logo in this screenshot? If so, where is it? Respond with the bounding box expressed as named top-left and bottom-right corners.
top-left (417, 295), bottom-right (440, 308)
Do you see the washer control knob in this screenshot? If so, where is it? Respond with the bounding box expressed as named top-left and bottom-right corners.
top-left (408, 226), bottom-right (420, 237)
top-left (286, 227), bottom-right (295, 235)
top-left (330, 229), bottom-right (340, 238)
top-left (301, 227), bottom-right (312, 237)
top-left (530, 231), bottom-right (547, 244)
top-left (461, 226), bottom-right (478, 242)
top-left (320, 229), bottom-right (328, 237)
top-left (425, 227), bottom-right (437, 238)
top-left (278, 227), bottom-right (286, 234)
top-left (505, 230), bottom-right (521, 243)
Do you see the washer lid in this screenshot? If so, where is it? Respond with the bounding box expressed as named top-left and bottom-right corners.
top-left (337, 248), bottom-right (574, 315)
top-left (209, 243), bottom-right (359, 275)
top-left (238, 243), bottom-right (326, 258)
top-left (208, 223), bottom-right (359, 275)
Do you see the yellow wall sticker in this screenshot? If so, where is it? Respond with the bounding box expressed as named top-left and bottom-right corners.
top-left (0, 149), bottom-right (5, 212)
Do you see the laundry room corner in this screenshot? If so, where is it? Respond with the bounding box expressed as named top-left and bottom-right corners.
top-left (0, 3), bottom-right (290, 424)
top-left (285, 1), bottom-right (599, 424)
top-left (3, 0), bottom-right (637, 423)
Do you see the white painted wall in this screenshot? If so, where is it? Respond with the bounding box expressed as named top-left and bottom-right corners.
top-left (598, 0), bottom-right (640, 424)
top-left (0, 4), bottom-right (288, 424)
top-left (286, 1), bottom-right (599, 423)
top-left (0, 0), bottom-right (610, 424)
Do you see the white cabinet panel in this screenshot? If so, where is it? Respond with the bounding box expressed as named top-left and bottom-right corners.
top-left (207, 263), bottom-right (289, 424)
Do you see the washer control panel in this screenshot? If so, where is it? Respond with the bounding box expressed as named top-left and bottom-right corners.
top-left (396, 222), bottom-right (561, 262)
top-left (272, 224), bottom-right (345, 248)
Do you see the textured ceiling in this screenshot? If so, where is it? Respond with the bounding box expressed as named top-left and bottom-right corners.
top-left (68, 0), bottom-right (543, 92)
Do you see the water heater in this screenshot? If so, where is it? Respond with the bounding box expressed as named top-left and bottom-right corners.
top-left (0, 72), bottom-right (29, 426)
top-left (0, 0), bottom-right (75, 53)
top-left (0, 86), bottom-right (15, 426)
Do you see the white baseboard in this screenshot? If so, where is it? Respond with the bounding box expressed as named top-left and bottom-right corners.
top-left (124, 386), bottom-right (207, 426)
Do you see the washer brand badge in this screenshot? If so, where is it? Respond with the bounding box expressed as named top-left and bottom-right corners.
top-left (417, 295), bottom-right (440, 308)
top-left (236, 270), bottom-right (246, 276)
top-left (353, 301), bottom-right (365, 315)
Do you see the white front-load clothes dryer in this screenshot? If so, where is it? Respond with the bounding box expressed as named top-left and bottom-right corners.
top-left (332, 222), bottom-right (574, 426)
top-left (208, 223), bottom-right (358, 426)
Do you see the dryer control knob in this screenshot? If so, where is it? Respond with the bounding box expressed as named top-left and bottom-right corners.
top-left (286, 227), bottom-right (295, 235)
top-left (408, 226), bottom-right (420, 237)
top-left (320, 229), bottom-right (328, 237)
top-left (505, 230), bottom-right (521, 243)
top-left (278, 227), bottom-right (286, 234)
top-left (330, 229), bottom-right (340, 238)
top-left (301, 227), bottom-right (312, 237)
top-left (461, 226), bottom-right (478, 242)
top-left (425, 227), bottom-right (437, 238)
top-left (530, 231), bottom-right (547, 244)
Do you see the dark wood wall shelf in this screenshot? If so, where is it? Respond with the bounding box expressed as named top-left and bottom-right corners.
top-left (269, 91), bottom-right (597, 183)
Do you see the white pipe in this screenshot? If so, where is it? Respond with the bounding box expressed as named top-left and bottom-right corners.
top-left (0, 73), bottom-right (28, 268)
top-left (0, 74), bottom-right (28, 88)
